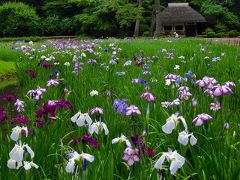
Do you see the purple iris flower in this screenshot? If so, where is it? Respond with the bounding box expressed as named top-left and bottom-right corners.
top-left (132, 56), bottom-right (140, 61)
top-left (224, 122), bottom-right (230, 129)
top-left (175, 76), bottom-right (187, 85)
top-left (72, 134), bottom-right (99, 149)
top-left (210, 101), bottom-right (221, 111)
top-left (131, 135), bottom-right (142, 146)
top-left (161, 98), bottom-right (180, 108)
top-left (11, 114), bottom-right (30, 125)
top-left (73, 62), bottom-right (84, 75)
top-left (178, 86), bottom-right (192, 100)
top-left (82, 135), bottom-right (99, 148)
top-left (88, 59), bottom-right (97, 64)
top-left (43, 64), bottom-right (53, 69)
top-left (185, 70), bottom-right (195, 79)
top-left (0, 93), bottom-right (16, 102)
top-left (210, 84), bottom-right (233, 97)
top-left (142, 70), bottom-right (152, 76)
top-left (36, 119), bottom-right (45, 128)
top-left (192, 98), bottom-right (198, 107)
top-left (144, 64), bottom-right (149, 69)
top-left (140, 79), bottom-right (147, 85)
top-left (35, 109), bottom-right (44, 118)
top-left (55, 99), bottom-right (72, 109)
top-left (36, 99), bottom-right (72, 119)
top-left (131, 135), bottom-right (154, 158)
top-left (224, 81), bottom-right (236, 87)
top-left (136, 61), bottom-right (144, 67)
top-left (113, 99), bottom-right (128, 115)
top-left (122, 147), bottom-right (140, 166)
top-left (192, 113), bottom-right (212, 126)
top-left (161, 101), bottom-right (171, 108)
top-left (141, 92), bottom-right (156, 102)
top-left (0, 107), bottom-right (7, 122)
top-left (90, 107), bottom-right (104, 115)
top-left (165, 74), bottom-right (178, 81)
top-left (42, 101), bottom-right (58, 119)
top-left (54, 70), bottom-right (60, 76)
top-left (27, 69), bottom-right (37, 78)
top-left (126, 105), bottom-right (141, 116)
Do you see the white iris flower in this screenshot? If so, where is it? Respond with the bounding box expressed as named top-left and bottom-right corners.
top-left (154, 148), bottom-right (185, 174)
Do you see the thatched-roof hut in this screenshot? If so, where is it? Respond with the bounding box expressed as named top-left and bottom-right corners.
top-left (160, 3), bottom-right (206, 37)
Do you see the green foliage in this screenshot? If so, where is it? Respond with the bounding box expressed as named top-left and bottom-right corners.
top-left (201, 2), bottom-right (226, 18)
top-left (0, 2), bottom-right (40, 37)
top-left (227, 30), bottom-right (239, 37)
top-left (142, 31), bottom-right (150, 37)
top-left (0, 36), bottom-right (42, 42)
top-left (205, 28), bottom-right (216, 37)
top-left (0, 0), bottom-right (240, 37)
top-left (215, 23), bottom-right (227, 33)
top-left (215, 32), bottom-right (225, 37)
top-left (116, 4), bottom-right (143, 28)
top-left (0, 46), bottom-right (22, 61)
top-left (73, 1), bottom-right (119, 36)
top-left (223, 11), bottom-right (240, 30)
top-left (201, 1), bottom-right (240, 33)
top-left (61, 18), bottom-right (76, 35)
top-left (0, 60), bottom-right (15, 76)
top-left (43, 16), bottom-right (62, 35)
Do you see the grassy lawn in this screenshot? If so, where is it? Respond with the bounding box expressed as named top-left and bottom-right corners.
top-left (0, 60), bottom-right (15, 75)
top-left (0, 45), bottom-right (20, 88)
top-left (0, 38), bottom-right (239, 179)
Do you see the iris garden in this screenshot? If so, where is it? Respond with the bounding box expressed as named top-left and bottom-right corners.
top-left (0, 39), bottom-right (239, 179)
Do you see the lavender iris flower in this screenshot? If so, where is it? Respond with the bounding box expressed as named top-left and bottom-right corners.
top-left (113, 99), bottom-right (128, 115)
top-left (192, 113), bottom-right (212, 126)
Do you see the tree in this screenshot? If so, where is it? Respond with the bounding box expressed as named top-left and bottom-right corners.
top-left (0, 2), bottom-right (40, 37)
top-left (154, 0), bottom-right (162, 37)
top-left (133, 0), bottom-right (143, 37)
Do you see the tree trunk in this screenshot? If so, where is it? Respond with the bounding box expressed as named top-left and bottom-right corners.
top-left (154, 0), bottom-right (162, 37)
top-left (150, 6), bottom-right (156, 36)
top-left (133, 0), bottom-right (143, 37)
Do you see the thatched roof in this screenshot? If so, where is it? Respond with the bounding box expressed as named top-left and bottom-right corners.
top-left (160, 3), bottom-right (206, 24)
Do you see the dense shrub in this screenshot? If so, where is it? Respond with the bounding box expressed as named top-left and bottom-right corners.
top-left (205, 28), bottom-right (216, 38)
top-left (215, 32), bottom-right (225, 38)
top-left (61, 18), bottom-right (76, 35)
top-left (0, 2), bottom-right (40, 37)
top-left (215, 23), bottom-right (228, 33)
top-left (228, 30), bottom-right (239, 37)
top-left (42, 15), bottom-right (61, 35)
top-left (142, 31), bottom-right (150, 37)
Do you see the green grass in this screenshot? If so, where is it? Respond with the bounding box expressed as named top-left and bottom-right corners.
top-left (0, 39), bottom-right (240, 180)
top-left (0, 36), bottom-right (42, 42)
top-left (0, 60), bottom-right (15, 75)
top-left (0, 46), bottom-right (19, 89)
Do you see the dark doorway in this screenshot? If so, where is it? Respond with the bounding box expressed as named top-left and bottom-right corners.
top-left (185, 25), bottom-right (196, 37)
